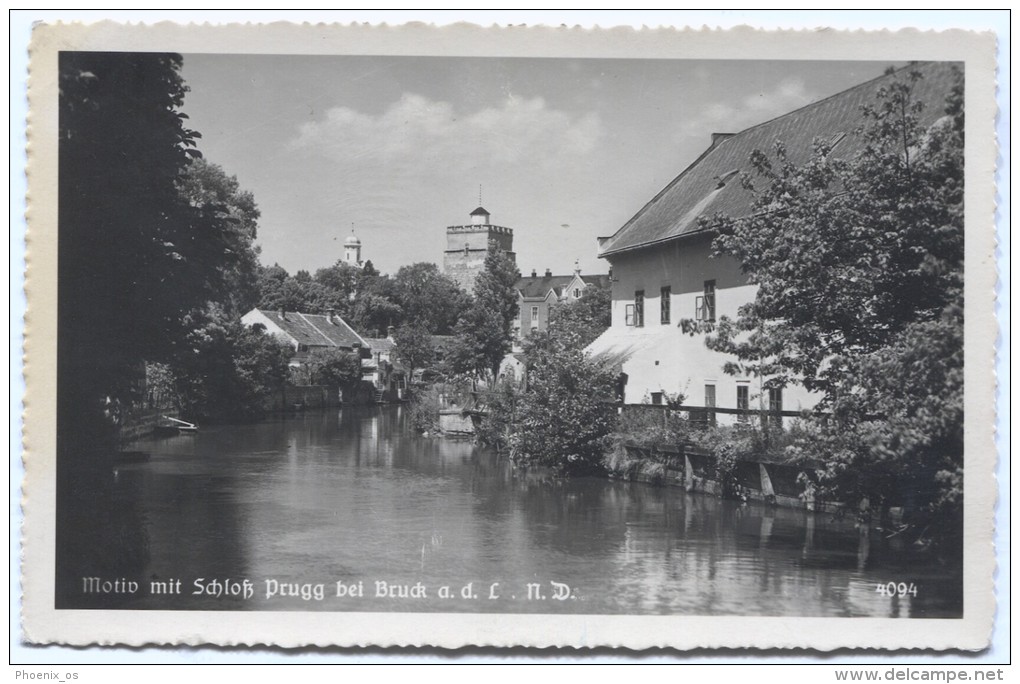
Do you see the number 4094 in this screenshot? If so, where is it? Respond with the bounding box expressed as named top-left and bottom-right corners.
top-left (875, 582), bottom-right (918, 597)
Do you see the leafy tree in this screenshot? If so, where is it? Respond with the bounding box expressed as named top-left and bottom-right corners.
top-left (176, 157), bottom-right (262, 316)
top-left (256, 263), bottom-right (291, 310)
top-left (491, 343), bottom-right (618, 476)
top-left (393, 323), bottom-right (435, 379)
top-left (351, 292), bottom-right (404, 337)
top-left (392, 262), bottom-right (470, 334)
top-left (700, 66), bottom-right (964, 543)
top-left (546, 283), bottom-right (612, 351)
top-left (361, 260), bottom-right (380, 277)
top-left (175, 317), bottom-right (290, 422)
top-left (299, 347), bottom-right (363, 388)
top-left (703, 67), bottom-right (964, 406)
top-left (314, 261), bottom-right (361, 302)
top-left (449, 246), bottom-right (520, 381)
top-left (58, 51), bottom-right (232, 451)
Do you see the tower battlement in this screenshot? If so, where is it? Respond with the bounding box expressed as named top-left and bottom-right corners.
top-left (443, 207), bottom-right (516, 292)
top-left (446, 224), bottom-right (513, 236)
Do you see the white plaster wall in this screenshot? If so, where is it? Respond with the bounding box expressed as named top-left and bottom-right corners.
top-left (599, 235), bottom-right (818, 422)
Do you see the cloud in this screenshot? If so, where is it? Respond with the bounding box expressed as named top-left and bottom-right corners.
top-left (676, 78), bottom-right (817, 144)
top-left (274, 94), bottom-right (608, 274)
top-left (291, 93), bottom-right (604, 168)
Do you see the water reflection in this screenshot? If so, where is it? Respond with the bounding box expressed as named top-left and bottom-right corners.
top-left (76, 406), bottom-right (961, 616)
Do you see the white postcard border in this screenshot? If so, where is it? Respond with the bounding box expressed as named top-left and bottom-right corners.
top-left (21, 21), bottom-right (999, 651)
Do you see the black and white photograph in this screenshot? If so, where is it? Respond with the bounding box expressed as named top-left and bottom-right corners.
top-left (19, 20), bottom-right (999, 654)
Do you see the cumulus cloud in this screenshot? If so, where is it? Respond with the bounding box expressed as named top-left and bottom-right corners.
top-left (676, 78), bottom-right (817, 144)
top-left (291, 93), bottom-right (604, 167)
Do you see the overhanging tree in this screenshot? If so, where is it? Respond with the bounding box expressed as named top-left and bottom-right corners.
top-left (701, 66), bottom-right (964, 540)
top-left (59, 52), bottom-right (235, 451)
top-left (57, 51), bottom-right (242, 599)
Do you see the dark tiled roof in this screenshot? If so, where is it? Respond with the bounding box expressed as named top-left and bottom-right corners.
top-left (516, 275), bottom-right (575, 299)
top-left (470, 206), bottom-right (490, 216)
top-left (256, 309), bottom-right (366, 349)
top-left (364, 337), bottom-right (396, 353)
top-left (580, 274), bottom-right (611, 289)
top-left (599, 62), bottom-right (961, 256)
top-left (516, 273), bottom-right (611, 298)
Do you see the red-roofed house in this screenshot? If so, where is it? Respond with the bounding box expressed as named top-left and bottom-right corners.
top-left (586, 62), bottom-right (960, 420)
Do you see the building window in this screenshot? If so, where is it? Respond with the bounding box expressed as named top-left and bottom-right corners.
top-left (660, 286), bottom-right (671, 324)
top-left (704, 384), bottom-right (717, 425)
top-left (736, 385), bottom-right (750, 423)
top-left (768, 387), bottom-right (783, 412)
top-left (768, 387), bottom-right (784, 427)
top-left (530, 306), bottom-right (539, 326)
top-left (650, 391), bottom-right (663, 405)
top-left (634, 290), bottom-right (645, 327)
top-left (573, 288), bottom-right (581, 299)
top-left (695, 280), bottom-right (716, 322)
top-left (625, 304), bottom-right (635, 326)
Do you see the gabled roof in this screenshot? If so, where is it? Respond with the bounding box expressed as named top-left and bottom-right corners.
top-left (516, 274), bottom-right (575, 299)
top-left (579, 274), bottom-right (611, 289)
top-left (470, 206), bottom-right (490, 216)
top-left (252, 308), bottom-right (366, 349)
top-left (364, 337), bottom-right (396, 353)
top-left (516, 272), bottom-right (611, 298)
top-left (598, 62), bottom-right (961, 257)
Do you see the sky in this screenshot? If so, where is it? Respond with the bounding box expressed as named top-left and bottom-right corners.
top-left (178, 55), bottom-right (896, 278)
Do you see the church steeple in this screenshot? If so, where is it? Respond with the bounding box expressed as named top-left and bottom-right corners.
top-left (343, 224), bottom-right (362, 266)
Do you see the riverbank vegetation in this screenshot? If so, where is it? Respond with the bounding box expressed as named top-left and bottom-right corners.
top-left (475, 329), bottom-right (617, 476)
top-left (475, 68), bottom-right (964, 554)
top-left (697, 67), bottom-right (965, 549)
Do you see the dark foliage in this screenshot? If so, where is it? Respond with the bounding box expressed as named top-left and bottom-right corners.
top-left (699, 67), bottom-right (965, 545)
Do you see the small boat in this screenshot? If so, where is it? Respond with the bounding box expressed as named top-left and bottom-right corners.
top-left (163, 415), bottom-right (198, 433)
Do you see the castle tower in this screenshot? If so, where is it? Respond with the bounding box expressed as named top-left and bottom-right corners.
top-left (343, 229), bottom-right (362, 267)
top-left (443, 206), bottom-right (516, 293)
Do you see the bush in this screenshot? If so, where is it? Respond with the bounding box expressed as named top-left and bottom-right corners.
top-left (174, 318), bottom-right (292, 422)
top-left (408, 385), bottom-right (442, 434)
top-left (613, 405), bottom-right (691, 451)
top-left (501, 346), bottom-right (617, 476)
top-left (685, 419), bottom-right (818, 501)
top-left (473, 378), bottom-right (517, 451)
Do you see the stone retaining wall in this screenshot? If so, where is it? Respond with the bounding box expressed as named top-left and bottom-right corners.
top-left (620, 442), bottom-right (839, 512)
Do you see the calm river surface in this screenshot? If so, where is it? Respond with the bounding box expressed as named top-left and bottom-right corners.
top-left (112, 406), bottom-right (961, 617)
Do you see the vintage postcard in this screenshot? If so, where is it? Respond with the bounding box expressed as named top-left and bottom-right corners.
top-left (21, 21), bottom-right (998, 650)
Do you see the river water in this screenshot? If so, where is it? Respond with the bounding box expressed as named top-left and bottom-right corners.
top-left (107, 406), bottom-right (960, 617)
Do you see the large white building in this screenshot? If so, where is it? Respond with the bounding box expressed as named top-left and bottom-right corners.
top-left (586, 62), bottom-right (959, 422)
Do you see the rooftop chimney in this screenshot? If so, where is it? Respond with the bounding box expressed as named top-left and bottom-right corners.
top-left (326, 308), bottom-right (335, 324)
top-left (278, 308), bottom-right (286, 320)
top-left (711, 132), bottom-right (735, 147)
top-left (386, 325), bottom-right (395, 340)
top-left (531, 269), bottom-right (537, 278)
top-left (544, 268), bottom-right (552, 278)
